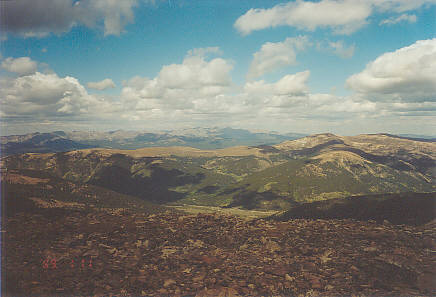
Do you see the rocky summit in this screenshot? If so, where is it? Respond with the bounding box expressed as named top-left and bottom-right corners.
top-left (2, 206), bottom-right (435, 296)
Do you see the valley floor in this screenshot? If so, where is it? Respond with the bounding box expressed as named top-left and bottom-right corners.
top-left (169, 204), bottom-right (278, 219)
top-left (2, 207), bottom-right (435, 296)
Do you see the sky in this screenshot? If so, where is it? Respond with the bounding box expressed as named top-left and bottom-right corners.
top-left (0, 0), bottom-right (435, 136)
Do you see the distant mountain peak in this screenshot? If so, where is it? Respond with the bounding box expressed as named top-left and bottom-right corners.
top-left (312, 132), bottom-right (338, 137)
top-left (1, 128), bottom-right (306, 156)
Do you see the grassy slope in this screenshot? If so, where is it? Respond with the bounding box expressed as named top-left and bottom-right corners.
top-left (2, 169), bottom-right (170, 217)
top-left (223, 153), bottom-right (433, 209)
top-left (269, 192), bottom-right (436, 226)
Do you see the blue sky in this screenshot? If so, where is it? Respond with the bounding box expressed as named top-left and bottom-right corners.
top-left (1, 0), bottom-right (435, 135)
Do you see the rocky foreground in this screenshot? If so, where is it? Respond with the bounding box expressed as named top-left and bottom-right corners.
top-left (2, 208), bottom-right (436, 296)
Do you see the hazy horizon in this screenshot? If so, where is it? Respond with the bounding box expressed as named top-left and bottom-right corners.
top-left (1, 126), bottom-right (435, 139)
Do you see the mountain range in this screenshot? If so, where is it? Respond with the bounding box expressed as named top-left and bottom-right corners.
top-left (2, 132), bottom-right (434, 212)
top-left (0, 128), bottom-right (306, 156)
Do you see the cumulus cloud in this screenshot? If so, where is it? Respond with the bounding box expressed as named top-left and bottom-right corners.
top-left (87, 78), bottom-right (116, 90)
top-left (244, 71), bottom-right (310, 97)
top-left (379, 14), bottom-right (417, 25)
top-left (346, 39), bottom-right (436, 102)
top-left (0, 69), bottom-right (118, 124)
top-left (2, 72), bottom-right (88, 115)
top-left (158, 56), bottom-right (232, 90)
top-left (235, 0), bottom-right (372, 35)
top-left (119, 62), bottom-right (380, 131)
top-left (315, 96), bottom-right (376, 113)
top-left (247, 36), bottom-right (309, 80)
top-left (234, 0), bottom-right (435, 35)
top-left (387, 101), bottom-right (436, 114)
top-left (243, 74), bottom-right (376, 115)
top-left (121, 48), bottom-right (233, 110)
top-left (119, 50), bottom-right (333, 122)
top-left (1, 57), bottom-right (38, 76)
top-left (2, 51), bottom-right (431, 134)
top-left (0, 0), bottom-right (141, 38)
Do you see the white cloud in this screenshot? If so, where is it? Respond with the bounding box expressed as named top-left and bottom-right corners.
top-left (235, 0), bottom-right (372, 35)
top-left (315, 96), bottom-right (376, 113)
top-left (370, 0), bottom-right (436, 13)
top-left (379, 14), bottom-right (417, 25)
top-left (235, 0), bottom-right (435, 35)
top-left (1, 0), bottom-right (141, 38)
top-left (328, 40), bottom-right (355, 58)
top-left (346, 39), bottom-right (436, 102)
top-left (118, 66), bottom-right (380, 130)
top-left (87, 78), bottom-right (116, 90)
top-left (387, 101), bottom-right (436, 114)
top-left (120, 48), bottom-right (233, 110)
top-left (247, 36), bottom-right (309, 80)
top-left (0, 71), bottom-right (118, 121)
top-left (1, 57), bottom-right (38, 76)
top-left (158, 55), bottom-right (232, 90)
top-left (1, 52), bottom-right (432, 135)
top-left (244, 71), bottom-right (310, 97)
